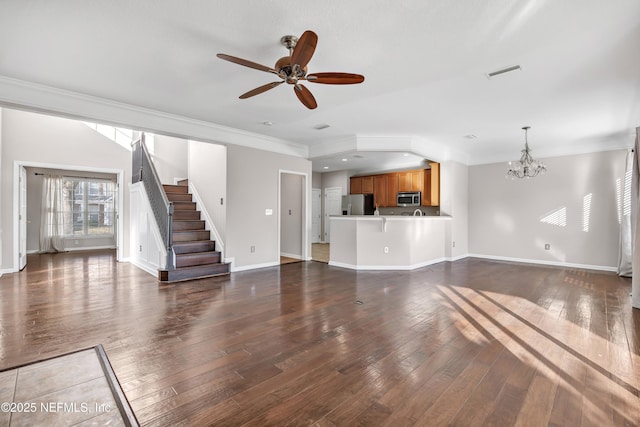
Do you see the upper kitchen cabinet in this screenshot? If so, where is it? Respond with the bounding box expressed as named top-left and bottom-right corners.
top-left (373, 174), bottom-right (387, 207)
top-left (397, 170), bottom-right (424, 193)
top-left (422, 163), bottom-right (440, 206)
top-left (386, 173), bottom-right (398, 207)
top-left (350, 175), bottom-right (373, 195)
top-left (350, 176), bottom-right (362, 194)
top-left (361, 176), bottom-right (374, 194)
top-left (349, 161), bottom-right (439, 206)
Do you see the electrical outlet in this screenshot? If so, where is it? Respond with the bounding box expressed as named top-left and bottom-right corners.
top-left (139, 245), bottom-right (142, 252)
top-left (250, 246), bottom-right (255, 253)
top-left (452, 241), bottom-right (456, 248)
top-left (545, 243), bottom-right (550, 250)
top-left (384, 246), bottom-right (389, 254)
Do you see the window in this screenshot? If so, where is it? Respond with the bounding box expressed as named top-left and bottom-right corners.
top-left (61, 178), bottom-right (117, 236)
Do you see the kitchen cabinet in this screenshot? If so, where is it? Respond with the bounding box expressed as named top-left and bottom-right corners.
top-left (361, 176), bottom-right (374, 194)
top-left (386, 173), bottom-right (398, 206)
top-left (350, 176), bottom-right (362, 194)
top-left (397, 170), bottom-right (423, 193)
top-left (373, 175), bottom-right (387, 207)
top-left (422, 163), bottom-right (440, 206)
top-left (349, 162), bottom-right (440, 206)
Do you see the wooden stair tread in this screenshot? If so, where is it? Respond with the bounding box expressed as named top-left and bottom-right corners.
top-left (160, 181), bottom-right (227, 282)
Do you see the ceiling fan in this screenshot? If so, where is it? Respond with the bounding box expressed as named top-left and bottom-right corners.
top-left (217, 30), bottom-right (365, 109)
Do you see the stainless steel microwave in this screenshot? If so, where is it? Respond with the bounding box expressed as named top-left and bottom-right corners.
top-left (397, 191), bottom-right (421, 207)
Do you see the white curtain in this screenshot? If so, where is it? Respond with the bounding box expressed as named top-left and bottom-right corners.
top-left (617, 149), bottom-right (634, 276)
top-left (40, 174), bottom-right (66, 253)
top-left (631, 127), bottom-right (640, 309)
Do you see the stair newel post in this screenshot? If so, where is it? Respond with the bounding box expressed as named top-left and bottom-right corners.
top-left (166, 202), bottom-right (175, 270)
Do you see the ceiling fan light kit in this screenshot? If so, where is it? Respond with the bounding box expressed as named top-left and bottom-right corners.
top-left (506, 126), bottom-right (547, 179)
top-left (217, 30), bottom-right (365, 109)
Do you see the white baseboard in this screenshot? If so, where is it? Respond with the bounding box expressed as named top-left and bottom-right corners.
top-left (280, 252), bottom-right (303, 260)
top-left (230, 261), bottom-right (280, 272)
top-left (328, 257), bottom-right (447, 271)
top-left (468, 253), bottom-right (617, 272)
top-left (128, 258), bottom-right (158, 277)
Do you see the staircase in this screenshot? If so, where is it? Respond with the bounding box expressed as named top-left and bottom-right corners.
top-left (158, 182), bottom-right (229, 282)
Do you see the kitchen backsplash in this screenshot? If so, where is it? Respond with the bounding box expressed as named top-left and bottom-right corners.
top-left (377, 206), bottom-right (440, 216)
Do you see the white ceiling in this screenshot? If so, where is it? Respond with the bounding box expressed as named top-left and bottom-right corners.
top-left (0, 0), bottom-right (638, 173)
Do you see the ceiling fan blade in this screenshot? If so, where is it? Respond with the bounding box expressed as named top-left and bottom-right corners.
top-left (290, 30), bottom-right (318, 70)
top-left (216, 53), bottom-right (278, 74)
top-left (294, 84), bottom-right (317, 109)
top-left (306, 72), bottom-right (365, 85)
top-left (239, 81), bottom-right (284, 99)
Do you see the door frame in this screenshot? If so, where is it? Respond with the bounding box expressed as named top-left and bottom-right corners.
top-left (323, 187), bottom-right (343, 244)
top-left (12, 160), bottom-right (125, 273)
top-left (19, 165), bottom-right (27, 270)
top-left (278, 169), bottom-right (309, 261)
top-left (311, 188), bottom-right (322, 244)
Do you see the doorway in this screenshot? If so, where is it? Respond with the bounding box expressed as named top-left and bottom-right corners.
top-left (279, 171), bottom-right (308, 265)
top-left (13, 161), bottom-right (125, 273)
top-left (315, 186), bottom-right (342, 264)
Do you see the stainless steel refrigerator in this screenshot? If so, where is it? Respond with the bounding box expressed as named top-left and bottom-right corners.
top-left (341, 194), bottom-right (374, 215)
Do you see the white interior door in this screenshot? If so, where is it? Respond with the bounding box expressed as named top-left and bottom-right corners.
top-left (19, 166), bottom-right (27, 270)
top-left (312, 189), bottom-right (321, 243)
top-left (324, 187), bottom-right (342, 243)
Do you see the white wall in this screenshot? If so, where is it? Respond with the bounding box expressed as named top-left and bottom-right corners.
top-left (187, 140), bottom-right (227, 248)
top-left (129, 182), bottom-right (166, 275)
top-left (0, 108), bottom-right (3, 269)
top-left (151, 134), bottom-right (188, 184)
top-left (469, 150), bottom-right (626, 270)
top-left (440, 161), bottom-right (469, 259)
top-left (226, 145), bottom-right (311, 270)
top-left (0, 109), bottom-right (131, 271)
top-left (280, 173), bottom-right (303, 258)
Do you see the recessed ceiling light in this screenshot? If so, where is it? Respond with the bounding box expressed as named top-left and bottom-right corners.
top-left (314, 123), bottom-right (331, 130)
top-left (341, 158), bottom-right (348, 162)
top-left (403, 153), bottom-right (410, 157)
top-left (323, 166), bottom-right (329, 169)
top-left (262, 121), bottom-right (274, 126)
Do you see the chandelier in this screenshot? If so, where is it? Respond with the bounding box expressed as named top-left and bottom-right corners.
top-left (506, 126), bottom-right (546, 179)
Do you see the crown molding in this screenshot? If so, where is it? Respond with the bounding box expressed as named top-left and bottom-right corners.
top-left (0, 75), bottom-right (308, 158)
top-left (308, 135), bottom-right (357, 159)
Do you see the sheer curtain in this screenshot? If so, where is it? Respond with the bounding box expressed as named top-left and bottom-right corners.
top-left (40, 174), bottom-right (66, 253)
top-left (632, 127), bottom-right (640, 309)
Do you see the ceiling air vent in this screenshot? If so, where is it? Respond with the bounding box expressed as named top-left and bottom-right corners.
top-left (486, 65), bottom-right (522, 79)
top-left (314, 123), bottom-right (331, 130)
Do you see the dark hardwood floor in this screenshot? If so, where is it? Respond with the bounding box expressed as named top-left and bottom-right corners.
top-left (1, 250), bottom-right (639, 426)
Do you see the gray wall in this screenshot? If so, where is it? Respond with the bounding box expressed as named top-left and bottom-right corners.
top-left (280, 173), bottom-right (303, 258)
top-left (322, 170), bottom-right (349, 195)
top-left (151, 134), bottom-right (188, 184)
top-left (1, 108), bottom-right (131, 271)
top-left (312, 172), bottom-right (322, 189)
top-left (188, 140), bottom-right (227, 245)
top-left (469, 149), bottom-right (626, 269)
top-left (226, 144), bottom-right (311, 269)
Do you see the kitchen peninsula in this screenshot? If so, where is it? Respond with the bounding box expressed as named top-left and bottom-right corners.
top-left (329, 215), bottom-right (451, 270)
